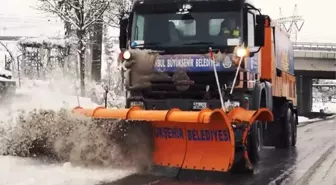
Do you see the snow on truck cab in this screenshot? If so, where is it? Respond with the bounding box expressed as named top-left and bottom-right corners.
top-left (72, 0), bottom-right (298, 175)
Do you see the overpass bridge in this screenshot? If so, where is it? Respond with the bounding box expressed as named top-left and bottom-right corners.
top-left (294, 42), bottom-right (335, 79)
top-left (293, 42), bottom-right (336, 115)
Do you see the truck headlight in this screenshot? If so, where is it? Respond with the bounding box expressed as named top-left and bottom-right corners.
top-left (122, 51), bottom-right (131, 60)
top-left (236, 48), bottom-right (247, 58)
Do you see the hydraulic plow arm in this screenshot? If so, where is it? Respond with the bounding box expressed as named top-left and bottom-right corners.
top-left (72, 106), bottom-right (273, 172)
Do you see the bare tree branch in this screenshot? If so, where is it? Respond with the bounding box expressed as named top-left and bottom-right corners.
top-left (36, 0), bottom-right (131, 96)
top-left (37, 0), bottom-right (81, 29)
top-left (83, 1), bottom-right (110, 30)
top-left (0, 41), bottom-right (16, 66)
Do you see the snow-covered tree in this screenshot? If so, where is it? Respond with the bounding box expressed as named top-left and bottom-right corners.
top-left (103, 0), bottom-right (133, 28)
top-left (36, 0), bottom-right (118, 96)
top-left (0, 41), bottom-right (15, 71)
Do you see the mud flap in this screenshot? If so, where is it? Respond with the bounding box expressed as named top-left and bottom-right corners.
top-left (228, 107), bottom-right (274, 170)
top-left (228, 107), bottom-right (273, 146)
top-left (72, 106), bottom-right (273, 172)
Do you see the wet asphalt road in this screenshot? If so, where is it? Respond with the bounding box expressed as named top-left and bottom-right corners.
top-left (103, 118), bottom-right (336, 185)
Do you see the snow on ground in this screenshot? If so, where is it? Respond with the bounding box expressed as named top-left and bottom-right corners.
top-left (0, 156), bottom-right (134, 185)
top-left (0, 79), bottom-right (140, 185)
top-left (298, 116), bottom-right (321, 123)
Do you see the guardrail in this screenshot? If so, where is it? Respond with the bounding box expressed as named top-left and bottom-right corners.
top-left (293, 42), bottom-right (336, 52)
top-left (312, 84), bottom-right (336, 87)
top-left (294, 50), bottom-right (336, 59)
top-left (0, 36), bottom-right (22, 41)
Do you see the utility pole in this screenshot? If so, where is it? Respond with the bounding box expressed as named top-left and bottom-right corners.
top-left (276, 4), bottom-right (305, 43)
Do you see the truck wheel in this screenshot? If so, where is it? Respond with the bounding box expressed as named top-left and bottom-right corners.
top-left (275, 108), bottom-right (293, 148)
top-left (231, 121), bottom-right (262, 173)
top-left (292, 113), bottom-right (297, 146)
top-left (248, 120), bottom-right (262, 163)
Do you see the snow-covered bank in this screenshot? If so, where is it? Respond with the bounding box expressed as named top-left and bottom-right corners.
top-left (297, 102), bottom-right (336, 124)
top-left (1, 79), bottom-right (99, 120)
top-left (298, 116), bottom-right (324, 123)
top-left (0, 156), bottom-right (134, 185)
top-left (14, 85), bottom-right (98, 110)
top-left (312, 102), bottom-right (336, 113)
top-left (298, 116), bottom-right (335, 124)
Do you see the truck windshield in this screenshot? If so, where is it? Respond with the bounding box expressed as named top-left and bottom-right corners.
top-left (131, 11), bottom-right (241, 48)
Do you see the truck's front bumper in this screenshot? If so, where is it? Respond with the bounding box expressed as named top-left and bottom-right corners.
top-left (126, 98), bottom-right (225, 111)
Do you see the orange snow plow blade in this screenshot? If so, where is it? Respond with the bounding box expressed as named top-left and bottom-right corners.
top-left (72, 106), bottom-right (273, 172)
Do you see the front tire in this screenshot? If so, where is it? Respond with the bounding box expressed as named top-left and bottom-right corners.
top-left (248, 121), bottom-right (262, 163)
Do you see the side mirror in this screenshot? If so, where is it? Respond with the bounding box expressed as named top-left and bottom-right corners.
top-left (255, 15), bottom-right (267, 47)
top-left (119, 17), bottom-right (128, 50)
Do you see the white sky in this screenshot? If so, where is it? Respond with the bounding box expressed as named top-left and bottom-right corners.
top-left (0, 0), bottom-right (334, 42)
top-left (0, 0), bottom-right (64, 37)
top-left (255, 0), bottom-right (335, 43)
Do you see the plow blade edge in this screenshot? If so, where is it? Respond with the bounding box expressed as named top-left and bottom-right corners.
top-left (72, 106), bottom-right (273, 172)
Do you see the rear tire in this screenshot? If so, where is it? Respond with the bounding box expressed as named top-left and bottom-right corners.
top-left (292, 113), bottom-right (297, 146)
top-left (275, 106), bottom-right (293, 148)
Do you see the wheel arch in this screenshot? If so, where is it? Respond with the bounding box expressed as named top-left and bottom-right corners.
top-left (251, 81), bottom-right (273, 110)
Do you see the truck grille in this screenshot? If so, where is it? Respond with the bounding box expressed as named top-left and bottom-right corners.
top-left (142, 71), bottom-right (237, 99)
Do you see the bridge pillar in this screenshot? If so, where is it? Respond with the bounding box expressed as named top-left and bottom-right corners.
top-left (297, 75), bottom-right (313, 115)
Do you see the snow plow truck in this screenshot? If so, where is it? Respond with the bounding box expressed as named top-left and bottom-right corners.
top-left (73, 0), bottom-right (298, 174)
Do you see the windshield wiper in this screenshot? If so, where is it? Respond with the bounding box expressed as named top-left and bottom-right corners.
top-left (183, 41), bottom-right (215, 45)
